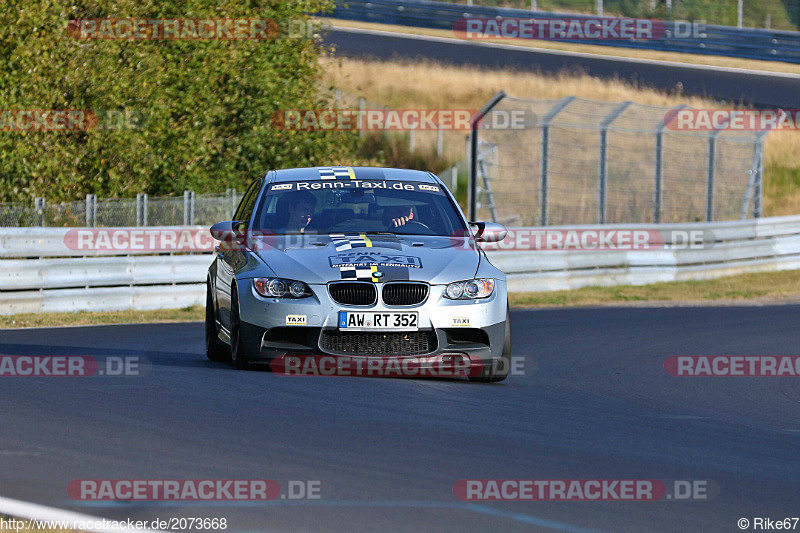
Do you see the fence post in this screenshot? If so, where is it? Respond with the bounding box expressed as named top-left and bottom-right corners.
top-left (34, 197), bottom-right (45, 227)
top-left (451, 166), bottom-right (458, 193)
top-left (85, 194), bottom-right (96, 227)
top-left (704, 133), bottom-right (723, 222)
top-left (184, 190), bottom-right (195, 225)
top-left (655, 104), bottom-right (687, 223)
top-left (598, 101), bottom-right (632, 224)
top-left (409, 129), bottom-right (415, 152)
top-left (136, 193), bottom-right (149, 226)
top-left (469, 90), bottom-right (506, 222)
top-left (737, 0), bottom-right (743, 28)
top-left (437, 126), bottom-right (444, 157)
top-left (539, 96), bottom-right (575, 226)
top-left (754, 139), bottom-right (764, 218)
top-left (358, 98), bottom-right (366, 137)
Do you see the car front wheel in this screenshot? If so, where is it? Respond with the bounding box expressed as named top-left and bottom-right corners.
top-left (229, 284), bottom-right (255, 370)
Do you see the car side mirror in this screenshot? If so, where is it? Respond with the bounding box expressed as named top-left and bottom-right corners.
top-left (470, 221), bottom-right (508, 243)
top-left (210, 220), bottom-right (246, 241)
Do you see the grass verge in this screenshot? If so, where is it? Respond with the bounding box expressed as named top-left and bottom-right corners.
top-left (0, 306), bottom-right (203, 329)
top-left (509, 270), bottom-right (800, 307)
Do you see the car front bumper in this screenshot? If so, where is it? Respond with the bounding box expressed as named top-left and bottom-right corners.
top-left (236, 279), bottom-right (508, 366)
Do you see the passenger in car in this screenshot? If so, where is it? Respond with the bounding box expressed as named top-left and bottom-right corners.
top-left (278, 191), bottom-right (317, 234)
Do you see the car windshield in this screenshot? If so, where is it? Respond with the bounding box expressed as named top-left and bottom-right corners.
top-left (252, 179), bottom-right (467, 236)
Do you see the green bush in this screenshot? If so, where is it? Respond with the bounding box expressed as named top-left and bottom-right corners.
top-left (0, 0), bottom-right (360, 202)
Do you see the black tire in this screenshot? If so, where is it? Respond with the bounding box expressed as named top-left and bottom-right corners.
top-left (205, 280), bottom-right (231, 363)
top-left (469, 305), bottom-right (511, 383)
top-left (229, 284), bottom-right (253, 370)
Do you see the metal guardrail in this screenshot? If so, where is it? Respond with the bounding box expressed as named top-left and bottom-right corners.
top-left (489, 215), bottom-right (800, 292)
top-left (0, 216), bottom-right (799, 314)
top-left (0, 226), bottom-right (213, 314)
top-left (329, 0), bottom-right (800, 64)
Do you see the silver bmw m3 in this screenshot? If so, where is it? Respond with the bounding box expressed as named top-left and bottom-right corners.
top-left (206, 166), bottom-right (511, 382)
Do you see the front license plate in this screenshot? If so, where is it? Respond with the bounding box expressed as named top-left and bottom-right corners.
top-left (338, 311), bottom-right (418, 331)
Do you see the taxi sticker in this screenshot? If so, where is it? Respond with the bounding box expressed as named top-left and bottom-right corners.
top-left (286, 315), bottom-right (307, 326)
top-left (451, 317), bottom-right (470, 327)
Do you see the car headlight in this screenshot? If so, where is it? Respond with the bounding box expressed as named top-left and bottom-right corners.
top-left (443, 279), bottom-right (495, 300)
top-left (253, 278), bottom-right (312, 298)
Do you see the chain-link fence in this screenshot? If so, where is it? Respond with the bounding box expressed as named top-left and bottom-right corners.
top-left (470, 93), bottom-right (772, 225)
top-left (0, 190), bottom-right (241, 227)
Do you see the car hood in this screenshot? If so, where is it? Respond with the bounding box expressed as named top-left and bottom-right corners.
top-left (252, 234), bottom-right (479, 285)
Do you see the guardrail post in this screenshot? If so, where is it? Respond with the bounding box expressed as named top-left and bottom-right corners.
top-left (539, 96), bottom-right (575, 226)
top-left (598, 101), bottom-right (632, 224)
top-left (34, 197), bottom-right (45, 227)
top-left (85, 194), bottom-right (96, 227)
top-left (655, 105), bottom-right (687, 223)
top-left (409, 128), bottom-right (415, 152)
top-left (184, 190), bottom-right (195, 225)
top-left (437, 126), bottom-right (444, 157)
top-left (469, 90), bottom-right (506, 222)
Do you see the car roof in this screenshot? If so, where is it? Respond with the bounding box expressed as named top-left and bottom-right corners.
top-left (269, 166), bottom-right (438, 184)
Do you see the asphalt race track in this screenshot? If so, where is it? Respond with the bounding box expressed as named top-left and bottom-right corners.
top-left (1, 305), bottom-right (799, 532)
top-left (324, 27), bottom-right (800, 109)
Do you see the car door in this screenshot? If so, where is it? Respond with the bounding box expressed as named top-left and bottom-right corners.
top-left (216, 178), bottom-right (262, 330)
